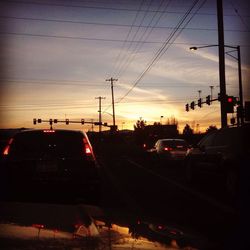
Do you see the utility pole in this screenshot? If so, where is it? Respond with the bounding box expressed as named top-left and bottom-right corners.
top-left (95, 96), bottom-right (105, 133)
top-left (106, 77), bottom-right (118, 130)
top-left (237, 45), bottom-right (244, 125)
top-left (217, 0), bottom-right (227, 128)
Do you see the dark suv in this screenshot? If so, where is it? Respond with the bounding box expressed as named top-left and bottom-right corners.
top-left (0, 129), bottom-right (101, 204)
top-left (184, 124), bottom-right (250, 198)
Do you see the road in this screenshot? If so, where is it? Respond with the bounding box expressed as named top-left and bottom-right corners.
top-left (0, 137), bottom-right (244, 249)
top-left (96, 140), bottom-right (241, 250)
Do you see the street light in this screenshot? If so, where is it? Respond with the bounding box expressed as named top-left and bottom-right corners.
top-left (189, 44), bottom-right (244, 125)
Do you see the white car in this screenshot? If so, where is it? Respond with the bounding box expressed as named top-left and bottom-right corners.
top-left (153, 139), bottom-right (188, 160)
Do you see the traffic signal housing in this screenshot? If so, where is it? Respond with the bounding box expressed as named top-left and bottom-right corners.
top-left (226, 95), bottom-right (236, 113)
top-left (198, 98), bottom-right (202, 108)
top-left (190, 101), bottom-right (195, 110)
top-left (185, 104), bottom-right (189, 112)
top-left (206, 95), bottom-right (211, 105)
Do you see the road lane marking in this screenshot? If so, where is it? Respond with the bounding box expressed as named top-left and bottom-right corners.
top-left (126, 159), bottom-right (236, 216)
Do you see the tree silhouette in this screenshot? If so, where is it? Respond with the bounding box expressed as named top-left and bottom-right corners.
top-left (183, 124), bottom-right (193, 135)
top-left (134, 119), bottom-right (146, 130)
top-left (206, 125), bottom-right (218, 134)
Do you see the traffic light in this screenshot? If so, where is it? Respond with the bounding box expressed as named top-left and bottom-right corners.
top-left (185, 104), bottom-right (189, 112)
top-left (49, 119), bottom-right (53, 125)
top-left (225, 95), bottom-right (235, 113)
top-left (33, 118), bottom-right (37, 125)
top-left (65, 119), bottom-right (69, 125)
top-left (53, 119), bottom-right (58, 123)
top-left (198, 98), bottom-right (202, 108)
top-left (206, 95), bottom-right (211, 105)
top-left (190, 101), bottom-right (195, 110)
top-left (81, 119), bottom-right (85, 125)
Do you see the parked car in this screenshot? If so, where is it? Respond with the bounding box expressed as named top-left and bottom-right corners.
top-left (149, 139), bottom-right (189, 161)
top-left (0, 129), bottom-right (101, 204)
top-left (184, 124), bottom-right (250, 198)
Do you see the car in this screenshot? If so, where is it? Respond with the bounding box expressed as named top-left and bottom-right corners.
top-left (0, 129), bottom-right (101, 204)
top-left (150, 139), bottom-right (189, 161)
top-left (184, 124), bottom-right (250, 198)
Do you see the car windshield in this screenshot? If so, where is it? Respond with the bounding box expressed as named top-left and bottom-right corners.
top-left (1, 0), bottom-right (249, 249)
top-left (9, 131), bottom-right (83, 158)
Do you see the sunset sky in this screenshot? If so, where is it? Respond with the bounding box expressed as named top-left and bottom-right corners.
top-left (0, 0), bottom-right (249, 132)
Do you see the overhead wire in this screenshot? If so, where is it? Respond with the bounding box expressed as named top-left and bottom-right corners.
top-left (1, 0), bottom-right (247, 17)
top-left (0, 15), bottom-right (249, 33)
top-left (112, 0), bottom-right (155, 77)
top-left (116, 0), bottom-right (205, 104)
top-left (228, 0), bottom-right (250, 31)
top-left (114, 0), bottom-right (170, 78)
top-left (111, 0), bottom-right (145, 77)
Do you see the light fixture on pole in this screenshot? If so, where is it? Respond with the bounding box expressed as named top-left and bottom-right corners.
top-left (189, 44), bottom-right (244, 125)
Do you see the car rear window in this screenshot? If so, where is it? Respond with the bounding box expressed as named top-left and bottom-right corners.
top-left (162, 140), bottom-right (188, 148)
top-left (9, 131), bottom-right (84, 158)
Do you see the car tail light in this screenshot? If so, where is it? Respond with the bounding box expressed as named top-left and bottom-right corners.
top-left (2, 138), bottom-right (13, 155)
top-left (164, 147), bottom-right (173, 151)
top-left (32, 224), bottom-right (45, 229)
top-left (43, 129), bottom-right (55, 133)
top-left (83, 138), bottom-right (92, 155)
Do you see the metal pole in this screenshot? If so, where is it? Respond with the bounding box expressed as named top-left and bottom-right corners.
top-left (111, 79), bottom-right (115, 127)
top-left (217, 0), bottom-right (227, 128)
top-left (95, 97), bottom-right (105, 132)
top-left (209, 86), bottom-right (214, 100)
top-left (106, 78), bottom-right (118, 130)
top-left (237, 46), bottom-right (244, 125)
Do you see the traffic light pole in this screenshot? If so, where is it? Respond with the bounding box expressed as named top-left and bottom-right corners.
top-left (217, 0), bottom-right (227, 128)
top-left (95, 96), bottom-right (105, 133)
top-left (237, 45), bottom-right (244, 125)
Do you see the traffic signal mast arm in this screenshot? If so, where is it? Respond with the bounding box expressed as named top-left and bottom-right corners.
top-left (185, 94), bottom-right (237, 113)
top-left (33, 118), bottom-right (113, 128)
top-left (185, 95), bottom-right (218, 111)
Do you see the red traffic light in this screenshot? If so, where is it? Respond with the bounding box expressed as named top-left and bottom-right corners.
top-left (225, 96), bottom-right (235, 113)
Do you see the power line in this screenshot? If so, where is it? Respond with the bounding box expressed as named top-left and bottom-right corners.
top-left (116, 0), bottom-right (204, 103)
top-left (228, 1), bottom-right (250, 31)
top-left (2, 0), bottom-right (243, 16)
top-left (112, 0), bottom-right (156, 77)
top-left (1, 78), bottom-right (108, 87)
top-left (111, 0), bottom-right (145, 76)
top-left (0, 15), bottom-right (249, 33)
top-left (1, 32), bottom-right (250, 48)
top-left (114, 0), bottom-right (171, 78)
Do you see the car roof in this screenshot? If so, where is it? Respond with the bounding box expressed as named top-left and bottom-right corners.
top-left (12, 129), bottom-right (87, 139)
top-left (158, 139), bottom-right (186, 142)
top-left (14, 129), bottom-right (85, 135)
